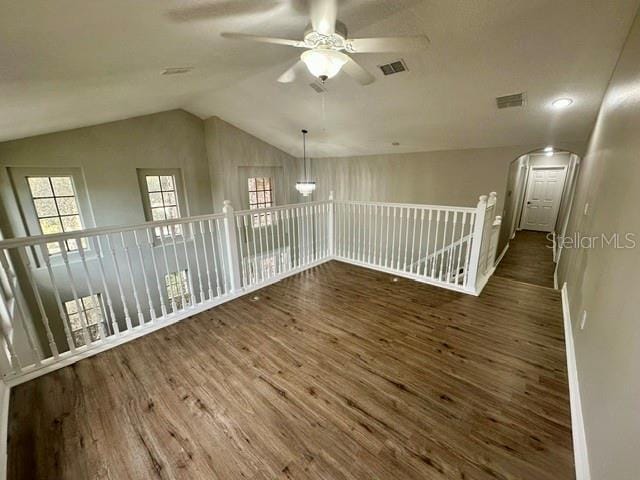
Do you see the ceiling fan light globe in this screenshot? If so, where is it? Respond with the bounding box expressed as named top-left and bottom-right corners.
top-left (301, 49), bottom-right (348, 80)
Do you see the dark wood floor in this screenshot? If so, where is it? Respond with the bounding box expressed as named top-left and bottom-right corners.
top-left (494, 230), bottom-right (556, 288)
top-left (8, 241), bottom-right (573, 479)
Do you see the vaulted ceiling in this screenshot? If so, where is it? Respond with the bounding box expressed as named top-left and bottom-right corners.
top-left (1, 0), bottom-right (638, 157)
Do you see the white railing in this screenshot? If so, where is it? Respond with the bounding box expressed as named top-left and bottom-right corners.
top-left (0, 193), bottom-right (497, 382)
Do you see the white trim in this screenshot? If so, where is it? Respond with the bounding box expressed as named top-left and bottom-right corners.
top-left (0, 380), bottom-right (8, 480)
top-left (4, 258), bottom-right (331, 387)
top-left (332, 256), bottom-right (476, 295)
top-left (495, 243), bottom-right (509, 266)
top-left (561, 282), bottom-right (591, 480)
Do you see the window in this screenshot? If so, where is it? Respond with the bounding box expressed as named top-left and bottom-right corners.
top-left (27, 176), bottom-right (84, 254)
top-left (248, 177), bottom-right (273, 227)
top-left (138, 169), bottom-right (186, 237)
top-left (63, 294), bottom-right (105, 347)
top-left (165, 270), bottom-right (190, 309)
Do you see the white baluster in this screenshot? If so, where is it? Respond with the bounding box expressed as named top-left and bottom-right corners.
top-left (215, 217), bottom-right (230, 293)
top-left (1, 249), bottom-right (43, 364)
top-left (121, 232), bottom-right (145, 324)
top-left (179, 223), bottom-right (196, 304)
top-left (415, 209), bottom-right (425, 274)
top-left (274, 210), bottom-right (282, 273)
top-left (17, 247), bottom-right (59, 358)
top-left (391, 207), bottom-right (398, 269)
top-left (463, 212), bottom-right (477, 287)
top-left (384, 206), bottom-right (391, 267)
top-left (438, 211), bottom-right (450, 281)
top-left (236, 215), bottom-right (248, 286)
top-left (41, 247), bottom-right (78, 351)
top-left (455, 212), bottom-right (468, 284)
top-left (133, 230), bottom-right (156, 321)
top-left (76, 237), bottom-right (107, 338)
top-left (409, 208), bottom-right (418, 272)
top-left (422, 210), bottom-right (433, 276)
top-left (90, 237), bottom-right (119, 335)
top-left (242, 215), bottom-right (253, 284)
top-left (286, 208), bottom-right (293, 269)
top-left (146, 229), bottom-right (167, 317)
top-left (59, 240), bottom-right (92, 346)
top-left (191, 221), bottom-right (206, 302)
top-left (446, 212), bottom-right (458, 282)
top-left (373, 205), bottom-right (379, 264)
top-left (158, 228), bottom-right (177, 313)
top-left (430, 211), bottom-right (441, 279)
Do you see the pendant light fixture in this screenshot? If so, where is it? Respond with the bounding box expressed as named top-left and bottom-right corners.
top-left (296, 129), bottom-right (316, 197)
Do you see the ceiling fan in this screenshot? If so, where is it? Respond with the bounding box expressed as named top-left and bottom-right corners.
top-left (221, 0), bottom-right (430, 86)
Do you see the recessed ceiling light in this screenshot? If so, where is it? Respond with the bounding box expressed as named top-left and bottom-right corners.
top-left (544, 146), bottom-right (553, 152)
top-left (552, 98), bottom-right (573, 109)
top-left (392, 142), bottom-right (400, 146)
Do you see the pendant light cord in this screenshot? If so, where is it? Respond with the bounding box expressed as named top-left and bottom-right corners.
top-left (302, 129), bottom-right (308, 181)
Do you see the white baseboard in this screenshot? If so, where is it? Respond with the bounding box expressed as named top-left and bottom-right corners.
top-left (0, 380), bottom-right (9, 480)
top-left (561, 283), bottom-right (591, 480)
top-left (495, 244), bottom-right (509, 266)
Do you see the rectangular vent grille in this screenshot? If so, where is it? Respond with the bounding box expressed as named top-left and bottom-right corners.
top-left (379, 59), bottom-right (408, 76)
top-left (496, 92), bottom-right (526, 109)
top-left (309, 82), bottom-right (327, 93)
top-left (162, 67), bottom-right (194, 75)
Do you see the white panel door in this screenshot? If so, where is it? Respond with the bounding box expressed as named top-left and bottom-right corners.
top-left (520, 167), bottom-right (567, 232)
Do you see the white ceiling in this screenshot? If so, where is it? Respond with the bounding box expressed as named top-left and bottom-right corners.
top-left (1, 0), bottom-right (638, 157)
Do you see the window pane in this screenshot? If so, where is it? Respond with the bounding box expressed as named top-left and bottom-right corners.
top-left (28, 177), bottom-right (53, 198)
top-left (264, 177), bottom-right (271, 189)
top-left (65, 299), bottom-right (78, 314)
top-left (39, 217), bottom-right (63, 235)
top-left (51, 177), bottom-right (74, 196)
top-left (257, 191), bottom-right (265, 203)
top-left (165, 206), bottom-right (179, 219)
top-left (249, 192), bottom-right (257, 204)
top-left (162, 191), bottom-right (176, 206)
top-left (248, 177), bottom-right (256, 190)
top-left (68, 312), bottom-right (82, 331)
top-left (160, 175), bottom-right (174, 191)
top-left (256, 178), bottom-right (264, 190)
top-left (33, 198), bottom-right (58, 217)
top-left (146, 176), bottom-right (161, 192)
top-left (46, 242), bottom-right (60, 254)
top-left (65, 238), bottom-right (79, 251)
top-left (265, 191), bottom-right (271, 203)
top-left (85, 309), bottom-right (101, 325)
top-left (61, 215), bottom-right (82, 232)
top-left (151, 207), bottom-right (166, 221)
top-left (55, 197), bottom-right (79, 215)
top-left (149, 192), bottom-right (163, 207)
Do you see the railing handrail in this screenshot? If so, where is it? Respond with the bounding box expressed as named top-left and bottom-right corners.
top-left (233, 199), bottom-right (331, 216)
top-left (334, 199), bottom-right (477, 213)
top-left (0, 212), bottom-right (227, 250)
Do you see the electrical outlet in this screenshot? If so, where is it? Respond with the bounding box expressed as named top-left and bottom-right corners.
top-left (580, 311), bottom-right (587, 330)
top-left (584, 202), bottom-right (590, 216)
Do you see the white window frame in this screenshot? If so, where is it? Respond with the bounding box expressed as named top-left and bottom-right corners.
top-left (63, 293), bottom-right (108, 348)
top-left (137, 168), bottom-right (187, 238)
top-left (248, 176), bottom-right (274, 227)
top-left (8, 167), bottom-right (94, 266)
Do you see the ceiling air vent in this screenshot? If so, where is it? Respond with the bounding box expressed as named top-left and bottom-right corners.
top-left (309, 82), bottom-right (327, 93)
top-left (496, 92), bottom-right (526, 109)
top-left (379, 59), bottom-right (408, 76)
top-left (162, 66), bottom-right (194, 76)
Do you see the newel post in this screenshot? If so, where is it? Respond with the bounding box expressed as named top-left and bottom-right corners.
top-left (466, 194), bottom-right (488, 291)
top-left (328, 190), bottom-right (335, 256)
top-left (222, 200), bottom-right (242, 292)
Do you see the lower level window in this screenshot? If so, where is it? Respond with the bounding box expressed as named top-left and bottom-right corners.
top-left (63, 294), bottom-right (105, 347)
top-left (165, 270), bottom-right (190, 309)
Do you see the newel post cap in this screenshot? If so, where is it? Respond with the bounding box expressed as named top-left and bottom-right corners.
top-left (478, 195), bottom-right (488, 205)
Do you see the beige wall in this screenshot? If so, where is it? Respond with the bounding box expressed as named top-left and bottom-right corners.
top-left (557, 10), bottom-right (640, 479)
top-left (311, 144), bottom-right (585, 214)
top-left (0, 109), bottom-right (211, 237)
top-left (204, 117), bottom-right (300, 212)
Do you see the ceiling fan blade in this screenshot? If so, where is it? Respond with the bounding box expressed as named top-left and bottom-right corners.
top-left (348, 35), bottom-right (430, 53)
top-left (342, 56), bottom-right (375, 86)
top-left (310, 0), bottom-right (337, 35)
top-left (277, 60), bottom-right (309, 83)
top-left (221, 32), bottom-right (306, 48)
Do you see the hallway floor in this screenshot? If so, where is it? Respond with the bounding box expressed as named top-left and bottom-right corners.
top-left (494, 230), bottom-right (557, 288)
top-left (7, 236), bottom-right (573, 479)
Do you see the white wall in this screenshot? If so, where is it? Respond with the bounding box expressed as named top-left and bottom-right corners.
top-left (557, 9), bottom-right (640, 479)
top-left (311, 144), bottom-right (585, 214)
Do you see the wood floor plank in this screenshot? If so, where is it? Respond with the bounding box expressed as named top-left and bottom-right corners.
top-left (7, 232), bottom-right (574, 479)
